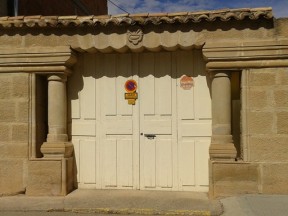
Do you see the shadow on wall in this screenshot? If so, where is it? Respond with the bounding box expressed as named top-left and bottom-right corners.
top-left (67, 49), bottom-right (210, 100)
top-left (0, 17), bottom-right (274, 37)
top-left (35, 75), bottom-right (48, 158)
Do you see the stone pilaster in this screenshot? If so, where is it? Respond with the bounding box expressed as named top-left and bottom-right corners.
top-left (209, 71), bottom-right (237, 160)
top-left (40, 74), bottom-right (73, 158)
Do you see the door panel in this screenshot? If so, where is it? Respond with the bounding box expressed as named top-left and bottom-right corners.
top-left (176, 50), bottom-right (211, 191)
top-left (142, 138), bottom-right (156, 188)
top-left (103, 139), bottom-right (117, 187)
top-left (139, 53), bottom-right (155, 115)
top-left (80, 140), bottom-right (96, 184)
top-left (156, 138), bottom-right (173, 188)
top-left (83, 55), bottom-right (96, 120)
top-left (179, 140), bottom-right (195, 186)
top-left (100, 53), bottom-right (136, 189)
top-left (69, 54), bottom-right (98, 188)
top-left (117, 139), bottom-right (133, 187)
top-left (142, 119), bottom-right (172, 134)
top-left (116, 55), bottom-right (133, 116)
top-left (105, 119), bottom-right (133, 135)
top-left (195, 140), bottom-right (210, 186)
top-left (139, 52), bottom-right (176, 190)
top-left (155, 53), bottom-right (172, 116)
top-left (103, 54), bottom-right (117, 116)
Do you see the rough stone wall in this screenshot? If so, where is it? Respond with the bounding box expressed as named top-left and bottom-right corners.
top-left (0, 73), bottom-right (30, 195)
top-left (275, 18), bottom-right (288, 38)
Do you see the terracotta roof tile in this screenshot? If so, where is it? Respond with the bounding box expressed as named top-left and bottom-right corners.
top-left (0, 7), bottom-right (273, 28)
top-left (94, 15), bottom-right (111, 19)
top-left (129, 13), bottom-right (149, 18)
top-left (168, 12), bottom-right (188, 16)
top-left (24, 15), bottom-right (42, 19)
top-left (42, 16), bottom-right (58, 19)
top-left (58, 16), bottom-right (78, 20)
top-left (112, 13), bottom-right (129, 18)
top-left (0, 17), bottom-right (8, 21)
top-left (8, 16), bottom-right (24, 20)
top-left (148, 12), bottom-right (168, 17)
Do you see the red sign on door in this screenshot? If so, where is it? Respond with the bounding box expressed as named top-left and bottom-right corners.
top-left (124, 79), bottom-right (138, 105)
top-left (125, 79), bottom-right (137, 93)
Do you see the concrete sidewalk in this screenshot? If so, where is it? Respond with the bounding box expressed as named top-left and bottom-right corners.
top-left (0, 189), bottom-right (222, 215)
top-left (1, 189), bottom-right (288, 216)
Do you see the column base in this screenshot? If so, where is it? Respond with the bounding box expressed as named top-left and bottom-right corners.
top-left (41, 142), bottom-right (73, 158)
top-left (209, 143), bottom-right (237, 160)
top-left (47, 133), bottom-right (68, 142)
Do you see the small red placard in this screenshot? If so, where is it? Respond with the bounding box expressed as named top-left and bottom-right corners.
top-left (180, 75), bottom-right (194, 90)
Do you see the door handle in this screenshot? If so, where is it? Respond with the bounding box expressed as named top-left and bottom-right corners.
top-left (144, 134), bottom-right (156, 139)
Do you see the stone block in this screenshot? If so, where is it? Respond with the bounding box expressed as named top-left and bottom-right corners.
top-left (0, 144), bottom-right (28, 158)
top-left (0, 101), bottom-right (16, 122)
top-left (276, 19), bottom-right (288, 39)
top-left (249, 69), bottom-right (276, 86)
top-left (247, 111), bottom-right (273, 134)
top-left (274, 89), bottom-right (288, 107)
top-left (277, 112), bottom-right (288, 134)
top-left (12, 124), bottom-right (29, 142)
top-left (27, 160), bottom-right (62, 196)
top-left (16, 101), bottom-right (29, 123)
top-left (0, 124), bottom-right (11, 141)
top-left (262, 163), bottom-right (288, 194)
top-left (0, 159), bottom-right (25, 196)
top-left (277, 69), bottom-right (288, 85)
top-left (248, 89), bottom-right (268, 109)
top-left (213, 162), bottom-right (258, 182)
top-left (249, 135), bottom-right (288, 162)
top-left (211, 162), bottom-right (259, 197)
top-left (0, 77), bottom-right (12, 99)
top-left (12, 74), bottom-right (29, 99)
top-left (27, 158), bottom-right (75, 196)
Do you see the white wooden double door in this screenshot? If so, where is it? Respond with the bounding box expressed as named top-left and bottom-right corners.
top-left (70, 50), bottom-right (211, 191)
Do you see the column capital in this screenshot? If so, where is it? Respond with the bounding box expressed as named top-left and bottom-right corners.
top-left (209, 70), bottom-right (235, 78)
top-left (47, 74), bottom-right (67, 82)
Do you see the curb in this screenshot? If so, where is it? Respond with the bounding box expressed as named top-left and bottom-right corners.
top-left (58, 208), bottom-right (212, 215)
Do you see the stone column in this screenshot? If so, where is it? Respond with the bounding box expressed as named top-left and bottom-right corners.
top-left (209, 71), bottom-right (237, 160)
top-left (41, 74), bottom-right (73, 158)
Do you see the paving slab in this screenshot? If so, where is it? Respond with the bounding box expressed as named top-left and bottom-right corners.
top-left (220, 194), bottom-right (288, 216)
